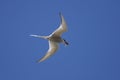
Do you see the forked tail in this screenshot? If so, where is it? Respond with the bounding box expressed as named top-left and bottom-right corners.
top-left (30, 34), bottom-right (49, 39)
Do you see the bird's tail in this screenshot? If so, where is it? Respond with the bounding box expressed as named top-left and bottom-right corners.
top-left (30, 34), bottom-right (49, 39)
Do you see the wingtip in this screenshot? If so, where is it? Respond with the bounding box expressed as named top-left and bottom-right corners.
top-left (36, 59), bottom-right (45, 63)
top-left (59, 12), bottom-right (62, 16)
top-left (59, 12), bottom-right (64, 23)
top-left (59, 12), bottom-right (63, 18)
top-left (36, 60), bottom-right (42, 63)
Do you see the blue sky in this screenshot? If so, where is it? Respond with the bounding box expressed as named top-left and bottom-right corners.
top-left (0, 0), bottom-right (120, 80)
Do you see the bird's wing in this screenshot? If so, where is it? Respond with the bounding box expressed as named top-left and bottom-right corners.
top-left (37, 40), bottom-right (58, 62)
top-left (51, 13), bottom-right (67, 36)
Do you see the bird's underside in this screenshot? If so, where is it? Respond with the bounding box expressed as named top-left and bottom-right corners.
top-left (30, 13), bottom-right (68, 62)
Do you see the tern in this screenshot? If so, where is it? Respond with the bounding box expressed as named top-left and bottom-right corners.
top-left (30, 13), bottom-right (68, 63)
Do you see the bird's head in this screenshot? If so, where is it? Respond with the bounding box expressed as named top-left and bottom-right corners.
top-left (63, 39), bottom-right (69, 45)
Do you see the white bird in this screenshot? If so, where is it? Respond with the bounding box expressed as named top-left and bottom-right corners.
top-left (30, 13), bottom-right (69, 63)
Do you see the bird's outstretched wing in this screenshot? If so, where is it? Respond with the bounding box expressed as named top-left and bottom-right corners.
top-left (51, 13), bottom-right (67, 36)
top-left (37, 40), bottom-right (58, 62)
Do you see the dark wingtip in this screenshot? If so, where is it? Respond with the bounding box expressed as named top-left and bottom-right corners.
top-left (59, 12), bottom-right (62, 16)
top-left (59, 12), bottom-right (63, 23)
top-left (59, 12), bottom-right (63, 18)
top-left (36, 60), bottom-right (40, 63)
top-left (36, 59), bottom-right (43, 63)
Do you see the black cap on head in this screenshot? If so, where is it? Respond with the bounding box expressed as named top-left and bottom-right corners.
top-left (63, 39), bottom-right (69, 45)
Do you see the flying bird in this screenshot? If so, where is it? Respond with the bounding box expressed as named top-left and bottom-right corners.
top-left (30, 13), bottom-right (68, 63)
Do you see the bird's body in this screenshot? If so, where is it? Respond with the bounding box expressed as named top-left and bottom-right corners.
top-left (30, 13), bottom-right (68, 62)
top-left (49, 35), bottom-right (62, 42)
